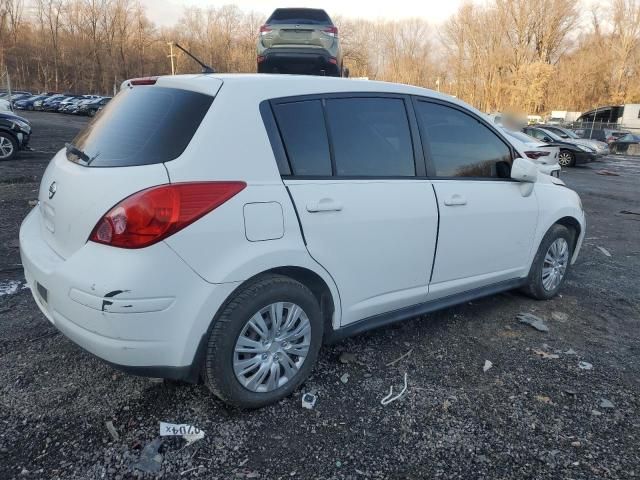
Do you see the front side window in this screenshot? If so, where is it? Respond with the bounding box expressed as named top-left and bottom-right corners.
top-left (415, 101), bottom-right (512, 178)
top-left (325, 97), bottom-right (415, 177)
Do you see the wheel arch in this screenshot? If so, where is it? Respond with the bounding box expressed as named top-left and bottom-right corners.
top-left (555, 215), bottom-right (582, 252)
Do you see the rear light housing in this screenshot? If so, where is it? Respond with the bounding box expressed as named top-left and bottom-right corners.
top-left (259, 25), bottom-right (272, 35)
top-left (89, 182), bottom-right (246, 249)
top-left (524, 151), bottom-right (551, 160)
top-left (129, 76), bottom-right (158, 86)
top-left (323, 26), bottom-right (338, 37)
top-left (328, 57), bottom-right (338, 65)
top-left (257, 55), bottom-right (266, 63)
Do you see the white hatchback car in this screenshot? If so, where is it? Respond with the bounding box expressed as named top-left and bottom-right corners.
top-left (20, 74), bottom-right (585, 408)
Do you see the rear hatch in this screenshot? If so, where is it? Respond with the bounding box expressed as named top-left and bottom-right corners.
top-left (38, 78), bottom-right (220, 259)
top-left (261, 8), bottom-right (335, 50)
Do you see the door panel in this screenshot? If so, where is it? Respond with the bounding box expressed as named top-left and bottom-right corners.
top-left (286, 180), bottom-right (438, 326)
top-left (429, 180), bottom-right (538, 299)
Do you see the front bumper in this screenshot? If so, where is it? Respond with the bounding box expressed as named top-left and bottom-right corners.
top-left (574, 151), bottom-right (596, 164)
top-left (19, 207), bottom-right (239, 381)
top-left (258, 47), bottom-right (340, 76)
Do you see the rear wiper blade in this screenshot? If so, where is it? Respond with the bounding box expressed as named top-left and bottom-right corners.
top-left (65, 142), bottom-right (99, 165)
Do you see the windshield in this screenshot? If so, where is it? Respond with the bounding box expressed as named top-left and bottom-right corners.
top-left (560, 128), bottom-right (579, 139)
top-left (68, 86), bottom-right (213, 167)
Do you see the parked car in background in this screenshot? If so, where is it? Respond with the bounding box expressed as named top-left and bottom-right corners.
top-left (14, 94), bottom-right (50, 111)
top-left (609, 134), bottom-right (640, 155)
top-left (257, 8), bottom-right (345, 77)
top-left (42, 95), bottom-right (71, 111)
top-left (0, 98), bottom-right (11, 112)
top-left (77, 97), bottom-right (111, 116)
top-left (546, 117), bottom-right (564, 125)
top-left (541, 125), bottom-right (609, 156)
top-left (0, 111), bottom-right (31, 161)
top-left (574, 128), bottom-right (632, 144)
top-left (523, 126), bottom-right (596, 167)
top-left (35, 94), bottom-right (65, 110)
top-left (500, 128), bottom-right (561, 177)
top-left (20, 74), bottom-right (585, 408)
top-left (603, 129), bottom-right (631, 144)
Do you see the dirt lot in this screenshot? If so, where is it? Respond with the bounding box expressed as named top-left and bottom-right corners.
top-left (1, 111), bottom-right (639, 480)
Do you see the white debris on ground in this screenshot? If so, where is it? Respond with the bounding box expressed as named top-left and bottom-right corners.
top-left (0, 280), bottom-right (28, 296)
top-left (483, 360), bottom-right (493, 372)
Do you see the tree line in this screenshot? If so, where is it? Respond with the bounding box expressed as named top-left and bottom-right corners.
top-left (1, 0), bottom-right (639, 114)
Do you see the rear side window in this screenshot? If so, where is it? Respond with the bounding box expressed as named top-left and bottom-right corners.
top-left (415, 101), bottom-right (512, 178)
top-left (267, 8), bottom-right (331, 25)
top-left (273, 100), bottom-right (332, 176)
top-left (325, 98), bottom-right (415, 176)
top-left (68, 86), bottom-right (213, 167)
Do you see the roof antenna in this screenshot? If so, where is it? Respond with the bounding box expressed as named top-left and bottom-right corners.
top-left (169, 42), bottom-right (216, 74)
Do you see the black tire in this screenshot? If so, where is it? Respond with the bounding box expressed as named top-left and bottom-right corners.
top-left (0, 132), bottom-right (18, 161)
top-left (522, 224), bottom-right (574, 300)
top-left (558, 149), bottom-right (576, 167)
top-left (203, 274), bottom-right (323, 408)
top-left (88, 109), bottom-right (96, 117)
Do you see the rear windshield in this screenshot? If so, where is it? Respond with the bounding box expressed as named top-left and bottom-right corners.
top-left (267, 8), bottom-right (332, 25)
top-left (67, 86), bottom-right (213, 167)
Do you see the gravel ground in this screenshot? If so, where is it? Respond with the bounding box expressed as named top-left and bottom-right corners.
top-left (1, 111), bottom-right (639, 480)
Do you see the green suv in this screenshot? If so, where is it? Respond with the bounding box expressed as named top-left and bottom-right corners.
top-left (257, 8), bottom-right (345, 77)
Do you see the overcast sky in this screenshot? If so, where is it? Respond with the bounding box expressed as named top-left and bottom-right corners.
top-left (140, 0), bottom-right (473, 25)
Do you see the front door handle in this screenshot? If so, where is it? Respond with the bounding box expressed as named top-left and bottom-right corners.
top-left (443, 194), bottom-right (467, 206)
top-left (306, 198), bottom-right (343, 213)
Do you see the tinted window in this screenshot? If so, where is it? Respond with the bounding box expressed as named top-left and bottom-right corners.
top-left (273, 100), bottom-right (331, 176)
top-left (267, 8), bottom-right (331, 25)
top-left (526, 128), bottom-right (549, 141)
top-left (325, 98), bottom-right (414, 176)
top-left (69, 86), bottom-right (213, 167)
top-left (506, 130), bottom-right (542, 145)
top-left (416, 102), bottom-right (512, 178)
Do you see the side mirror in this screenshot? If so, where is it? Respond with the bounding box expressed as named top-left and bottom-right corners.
top-left (511, 157), bottom-right (538, 182)
top-left (512, 157), bottom-right (538, 197)
top-left (543, 136), bottom-right (553, 142)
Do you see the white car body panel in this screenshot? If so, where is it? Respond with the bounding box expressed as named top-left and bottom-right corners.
top-left (429, 180), bottom-right (538, 298)
top-left (19, 74), bottom-right (586, 377)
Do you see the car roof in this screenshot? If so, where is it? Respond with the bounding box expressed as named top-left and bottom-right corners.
top-left (155, 73), bottom-right (482, 117)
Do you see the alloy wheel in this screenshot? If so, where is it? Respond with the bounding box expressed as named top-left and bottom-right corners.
top-left (233, 302), bottom-right (311, 393)
top-left (0, 136), bottom-right (15, 159)
top-left (542, 238), bottom-right (569, 291)
top-left (558, 151), bottom-right (573, 167)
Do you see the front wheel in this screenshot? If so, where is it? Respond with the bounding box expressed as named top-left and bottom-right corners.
top-left (558, 150), bottom-right (575, 167)
top-left (523, 224), bottom-right (573, 300)
top-left (0, 132), bottom-right (18, 161)
top-left (203, 274), bottom-right (323, 408)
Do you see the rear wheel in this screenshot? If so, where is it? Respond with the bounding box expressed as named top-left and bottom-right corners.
top-left (558, 150), bottom-right (575, 167)
top-left (203, 274), bottom-right (323, 408)
top-left (523, 224), bottom-right (573, 300)
top-left (0, 132), bottom-right (17, 161)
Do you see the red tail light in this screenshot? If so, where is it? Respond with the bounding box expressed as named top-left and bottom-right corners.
top-left (259, 25), bottom-right (272, 35)
top-left (129, 76), bottom-right (158, 86)
top-left (257, 55), bottom-right (266, 63)
top-left (89, 182), bottom-right (246, 249)
top-left (328, 57), bottom-right (338, 65)
top-left (525, 151), bottom-right (551, 159)
top-left (323, 26), bottom-right (338, 37)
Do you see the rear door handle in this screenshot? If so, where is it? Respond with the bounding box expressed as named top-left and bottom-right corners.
top-left (443, 194), bottom-right (467, 206)
top-left (306, 198), bottom-right (343, 213)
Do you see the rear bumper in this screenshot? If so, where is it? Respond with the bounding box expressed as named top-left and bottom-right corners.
top-left (258, 47), bottom-right (340, 76)
top-left (19, 207), bottom-right (239, 381)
